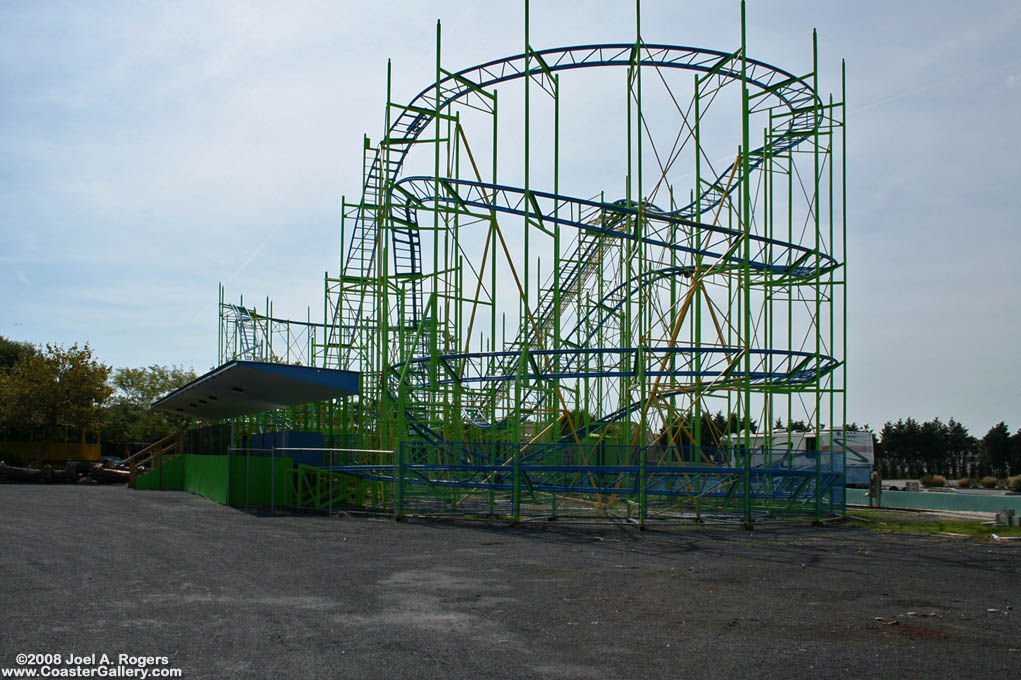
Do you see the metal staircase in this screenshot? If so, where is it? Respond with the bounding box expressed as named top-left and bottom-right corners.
top-left (222, 304), bottom-right (260, 360)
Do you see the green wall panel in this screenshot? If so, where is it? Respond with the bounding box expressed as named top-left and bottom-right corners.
top-left (136, 453), bottom-right (293, 508)
top-left (134, 454), bottom-right (185, 490)
top-left (183, 454), bottom-right (229, 504)
top-left (227, 454), bottom-right (293, 507)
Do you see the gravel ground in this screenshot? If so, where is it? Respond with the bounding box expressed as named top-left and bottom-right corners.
top-left (1, 485), bottom-right (1018, 679)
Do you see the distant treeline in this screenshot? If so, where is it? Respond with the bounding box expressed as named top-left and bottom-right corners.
top-left (3, 335), bottom-right (1019, 478)
top-left (875, 418), bottom-right (1021, 479)
top-left (1, 335), bottom-right (197, 465)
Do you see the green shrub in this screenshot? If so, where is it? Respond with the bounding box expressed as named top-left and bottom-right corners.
top-left (981, 476), bottom-right (998, 489)
top-left (1008, 476), bottom-right (1021, 493)
top-left (920, 474), bottom-right (947, 488)
top-left (956, 477), bottom-right (971, 489)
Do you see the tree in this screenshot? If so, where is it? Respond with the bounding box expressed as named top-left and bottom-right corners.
top-left (773, 419), bottom-right (812, 432)
top-left (918, 418), bottom-right (948, 476)
top-left (0, 335), bottom-right (35, 370)
top-left (111, 364), bottom-right (196, 407)
top-left (711, 411), bottom-right (756, 437)
top-left (554, 408), bottom-right (593, 442)
top-left (101, 365), bottom-right (197, 456)
top-left (654, 411), bottom-right (734, 462)
top-left (1010, 428), bottom-right (1021, 477)
top-left (944, 419), bottom-right (976, 479)
top-left (879, 418), bottom-right (924, 477)
top-left (0, 343), bottom-right (112, 466)
top-left (980, 422), bottom-right (1011, 478)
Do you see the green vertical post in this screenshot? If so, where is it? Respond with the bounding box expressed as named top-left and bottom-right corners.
top-left (740, 0), bottom-right (754, 528)
top-left (812, 29), bottom-right (822, 522)
top-left (827, 92), bottom-right (835, 508)
top-left (491, 89), bottom-right (499, 434)
top-left (515, 0), bottom-right (529, 523)
top-left (693, 72), bottom-right (704, 520)
top-left (841, 59), bottom-right (848, 515)
top-left (553, 73), bottom-right (561, 466)
top-left (634, 0), bottom-right (647, 528)
top-left (523, 0), bottom-right (531, 336)
top-left (431, 21), bottom-right (442, 423)
top-left (381, 58), bottom-right (394, 449)
top-left (395, 441), bottom-right (404, 519)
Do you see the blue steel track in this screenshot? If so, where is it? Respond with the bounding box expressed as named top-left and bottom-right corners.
top-left (342, 42), bottom-right (839, 439)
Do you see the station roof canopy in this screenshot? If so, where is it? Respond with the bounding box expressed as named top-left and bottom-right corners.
top-left (151, 360), bottom-right (359, 420)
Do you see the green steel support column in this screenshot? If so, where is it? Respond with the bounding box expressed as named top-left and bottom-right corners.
top-left (553, 73), bottom-right (561, 450)
top-left (828, 93), bottom-right (835, 494)
top-left (395, 442), bottom-right (404, 518)
top-left (764, 122), bottom-right (773, 473)
top-left (431, 21), bottom-right (442, 416)
top-left (598, 191), bottom-right (605, 435)
top-left (668, 183), bottom-right (678, 452)
top-left (725, 204), bottom-right (732, 438)
top-left (583, 289), bottom-right (590, 423)
top-left (321, 270), bottom-right (327, 367)
top-left (740, 0), bottom-right (753, 528)
top-left (634, 0), bottom-right (647, 527)
top-left (514, 0), bottom-right (529, 521)
top-left (452, 111), bottom-right (462, 441)
top-left (693, 73), bottom-right (703, 465)
top-left (842, 59), bottom-right (848, 513)
top-left (327, 262), bottom-right (338, 368)
top-left (491, 90), bottom-right (499, 435)
top-left (381, 58), bottom-right (394, 449)
top-left (623, 52), bottom-right (633, 451)
top-left (514, 345), bottom-right (524, 521)
top-left (517, 0), bottom-right (530, 454)
top-left (217, 283), bottom-right (223, 362)
top-left (787, 141), bottom-right (794, 445)
top-left (812, 29), bottom-right (822, 522)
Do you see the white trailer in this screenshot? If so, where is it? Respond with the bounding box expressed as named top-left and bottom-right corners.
top-left (727, 429), bottom-right (875, 486)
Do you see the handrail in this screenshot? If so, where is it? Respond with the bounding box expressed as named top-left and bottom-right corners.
top-left (126, 427), bottom-right (186, 488)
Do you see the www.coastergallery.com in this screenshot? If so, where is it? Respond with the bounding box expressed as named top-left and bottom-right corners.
top-left (3, 654), bottom-right (180, 679)
top-left (2, 669), bottom-right (180, 678)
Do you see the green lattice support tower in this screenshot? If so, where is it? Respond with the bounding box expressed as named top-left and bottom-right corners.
top-left (217, 0), bottom-right (848, 523)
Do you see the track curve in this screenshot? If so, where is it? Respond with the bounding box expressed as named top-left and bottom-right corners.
top-left (343, 41), bottom-right (838, 440)
top-left (344, 43), bottom-right (822, 321)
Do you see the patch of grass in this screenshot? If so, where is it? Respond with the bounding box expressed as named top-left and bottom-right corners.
top-left (845, 509), bottom-right (1021, 540)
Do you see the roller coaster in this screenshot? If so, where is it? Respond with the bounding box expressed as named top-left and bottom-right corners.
top-left (218, 1), bottom-right (847, 525)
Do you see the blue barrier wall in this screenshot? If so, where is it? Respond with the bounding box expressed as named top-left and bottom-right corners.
top-left (250, 431), bottom-right (325, 467)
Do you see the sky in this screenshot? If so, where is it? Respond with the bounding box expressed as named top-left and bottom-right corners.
top-left (1, 1), bottom-right (1019, 436)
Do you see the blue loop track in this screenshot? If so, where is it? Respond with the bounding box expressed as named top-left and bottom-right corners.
top-left (340, 42), bottom-right (838, 439)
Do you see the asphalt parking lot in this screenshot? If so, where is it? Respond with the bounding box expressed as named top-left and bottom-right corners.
top-left (1, 485), bottom-right (1018, 679)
